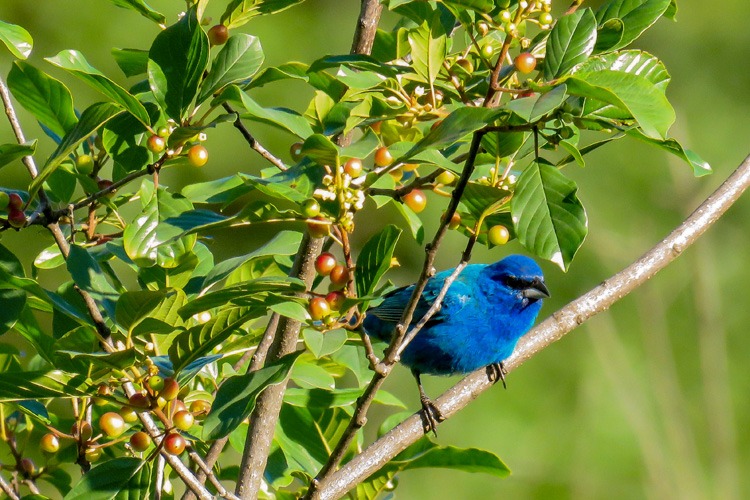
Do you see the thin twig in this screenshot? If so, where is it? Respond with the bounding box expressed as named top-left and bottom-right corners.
top-left (0, 472), bottom-right (18, 500)
top-left (188, 447), bottom-right (239, 500)
top-left (222, 103), bottom-right (287, 171)
top-left (313, 152), bottom-right (750, 500)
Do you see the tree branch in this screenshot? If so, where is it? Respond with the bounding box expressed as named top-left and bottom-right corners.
top-left (222, 103), bottom-right (287, 171)
top-left (313, 153), bottom-right (750, 499)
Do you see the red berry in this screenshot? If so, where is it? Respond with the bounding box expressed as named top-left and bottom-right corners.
top-left (147, 135), bottom-right (166, 153)
top-left (8, 193), bottom-right (23, 210)
top-left (99, 412), bottom-right (126, 437)
top-left (207, 24), bottom-right (229, 45)
top-left (97, 179), bottom-right (116, 198)
top-left (40, 433), bottom-right (60, 453)
top-left (344, 158), bottom-right (363, 177)
top-left (290, 142), bottom-right (304, 162)
top-left (325, 291), bottom-right (346, 311)
top-left (128, 393), bottom-right (151, 410)
top-left (160, 378), bottom-right (180, 401)
top-left (173, 410), bottom-right (194, 431)
top-left (187, 145), bottom-right (208, 167)
top-left (163, 433), bottom-right (186, 455)
top-left (514, 53), bottom-right (537, 74)
top-left (403, 189), bottom-right (427, 213)
top-left (130, 431), bottom-right (151, 452)
top-left (329, 264), bottom-right (350, 287)
top-left (7, 209), bottom-right (26, 228)
top-left (315, 252), bottom-right (337, 276)
top-left (374, 146), bottom-right (393, 167)
top-left (308, 297), bottom-right (331, 321)
top-left (488, 224), bottom-right (510, 245)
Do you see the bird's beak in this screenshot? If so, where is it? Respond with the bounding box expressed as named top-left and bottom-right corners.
top-left (522, 278), bottom-right (550, 300)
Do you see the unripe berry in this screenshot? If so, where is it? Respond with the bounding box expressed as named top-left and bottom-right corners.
top-left (373, 146), bottom-right (393, 167)
top-left (40, 433), bottom-right (60, 453)
top-left (514, 53), bottom-right (537, 74)
top-left (160, 378), bottom-right (180, 401)
top-left (99, 412), bottom-right (126, 437)
top-left (488, 224), bottom-right (510, 245)
top-left (301, 199), bottom-right (321, 218)
top-left (436, 170), bottom-right (456, 185)
top-left (0, 192), bottom-right (9, 210)
top-left (76, 154), bottom-right (95, 175)
top-left (190, 400), bottom-right (211, 419)
top-left (290, 142), bottom-right (304, 162)
top-left (130, 431), bottom-right (151, 452)
top-left (307, 217), bottom-right (329, 238)
top-left (308, 297), bottom-right (331, 321)
top-left (315, 252), bottom-right (337, 276)
top-left (187, 145), bottom-right (208, 167)
top-left (173, 410), bottom-right (195, 431)
top-left (147, 135), bottom-right (166, 153)
top-left (207, 24), bottom-right (229, 45)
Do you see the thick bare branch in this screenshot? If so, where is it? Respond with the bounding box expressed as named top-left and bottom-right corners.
top-left (314, 153), bottom-right (750, 499)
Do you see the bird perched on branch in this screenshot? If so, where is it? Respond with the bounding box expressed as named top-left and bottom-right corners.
top-left (363, 254), bottom-right (549, 434)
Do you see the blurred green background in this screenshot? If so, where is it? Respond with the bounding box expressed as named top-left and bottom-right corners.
top-left (2, 1), bottom-right (749, 499)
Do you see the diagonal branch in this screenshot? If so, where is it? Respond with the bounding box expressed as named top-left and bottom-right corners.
top-left (313, 153), bottom-right (750, 499)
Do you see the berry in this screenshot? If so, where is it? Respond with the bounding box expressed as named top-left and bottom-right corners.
top-left (388, 168), bottom-right (403, 182)
top-left (187, 145), bottom-right (209, 167)
top-left (343, 158), bottom-right (363, 177)
top-left (436, 170), bottom-right (456, 185)
top-left (173, 410), bottom-right (195, 431)
top-left (488, 224), bottom-right (510, 245)
top-left (301, 199), bottom-right (320, 218)
top-left (93, 384), bottom-right (112, 406)
top-left (325, 291), bottom-right (346, 311)
top-left (99, 412), bottom-right (126, 437)
top-left (85, 447), bottom-right (102, 462)
top-left (130, 431), bottom-right (151, 452)
top-left (290, 142), bottom-right (304, 162)
top-left (315, 252), bottom-right (337, 276)
top-left (329, 264), bottom-right (350, 288)
top-left (160, 378), bottom-right (180, 401)
top-left (481, 44), bottom-right (494, 58)
top-left (97, 179), bottom-right (116, 197)
top-left (446, 212), bottom-right (461, 229)
top-left (540, 12), bottom-right (554, 25)
top-left (147, 135), bottom-right (166, 153)
top-left (190, 400), bottom-right (211, 419)
top-left (76, 154), bottom-right (95, 175)
top-left (20, 458), bottom-right (36, 475)
top-left (514, 53), bottom-right (537, 74)
top-left (72, 421), bottom-right (93, 442)
top-left (7, 209), bottom-right (26, 228)
top-left (8, 193), bottom-right (23, 210)
top-left (403, 189), bottom-right (427, 213)
top-left (373, 146), bottom-right (393, 167)
top-left (157, 126), bottom-right (171, 137)
top-left (307, 217), bottom-right (329, 238)
top-left (0, 192), bottom-right (8, 210)
top-left (402, 163), bottom-right (419, 172)
top-left (163, 433), bottom-right (186, 455)
top-left (147, 375), bottom-right (164, 393)
top-left (208, 24), bottom-right (229, 46)
top-left (128, 393), bottom-right (151, 410)
top-left (308, 297), bottom-right (331, 321)
top-left (477, 21), bottom-right (490, 36)
top-left (455, 58), bottom-right (474, 73)
top-left (40, 433), bottom-right (60, 453)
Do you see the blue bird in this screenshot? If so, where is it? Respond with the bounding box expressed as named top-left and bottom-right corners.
top-left (363, 254), bottom-right (549, 433)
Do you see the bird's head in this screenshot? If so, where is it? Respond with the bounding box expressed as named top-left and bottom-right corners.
top-left (482, 254), bottom-right (550, 306)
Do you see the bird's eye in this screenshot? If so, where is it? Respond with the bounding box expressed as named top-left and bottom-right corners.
top-left (501, 275), bottom-right (526, 289)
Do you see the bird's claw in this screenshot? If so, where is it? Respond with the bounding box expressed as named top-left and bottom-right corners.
top-left (487, 362), bottom-right (507, 389)
top-left (419, 396), bottom-right (444, 436)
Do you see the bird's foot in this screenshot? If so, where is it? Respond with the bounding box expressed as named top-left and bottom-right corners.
top-left (419, 395), bottom-right (445, 437)
top-left (487, 362), bottom-right (507, 389)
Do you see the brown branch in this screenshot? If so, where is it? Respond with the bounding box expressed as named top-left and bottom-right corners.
top-left (0, 472), bottom-right (18, 500)
top-left (313, 153), bottom-right (750, 499)
top-left (222, 103), bottom-right (287, 171)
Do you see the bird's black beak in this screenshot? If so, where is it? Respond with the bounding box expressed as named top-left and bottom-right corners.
top-left (521, 278), bottom-right (550, 300)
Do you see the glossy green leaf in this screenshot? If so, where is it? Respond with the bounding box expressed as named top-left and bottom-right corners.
top-left (203, 351), bottom-right (302, 440)
top-left (395, 443), bottom-right (510, 476)
top-left (30, 102), bottom-right (122, 199)
top-left (66, 244), bottom-right (119, 301)
top-left (148, 10), bottom-right (209, 120)
top-left (0, 287), bottom-right (26, 335)
top-left (302, 328), bottom-right (348, 358)
top-left (393, 201), bottom-right (424, 244)
top-left (197, 34), bottom-right (264, 103)
top-left (112, 48), bottom-right (149, 77)
top-left (402, 107), bottom-right (493, 160)
top-left (7, 61), bottom-right (78, 139)
top-left (217, 85), bottom-right (314, 138)
top-left (481, 131), bottom-right (524, 159)
top-left (596, 0), bottom-right (672, 52)
top-left (301, 133), bottom-right (339, 166)
top-left (115, 290), bottom-right (168, 331)
top-left (221, 0), bottom-right (306, 29)
top-left (440, 0), bottom-right (493, 13)
top-left (269, 301), bottom-right (309, 322)
top-left (56, 348), bottom-right (137, 371)
top-left (0, 141), bottom-right (36, 170)
top-left (461, 182), bottom-right (511, 220)
top-left (511, 162), bottom-right (587, 271)
top-left (544, 8), bottom-right (597, 80)
top-left (107, 0), bottom-right (166, 24)
top-left (291, 356), bottom-right (335, 389)
top-left (626, 128), bottom-right (712, 177)
top-left (578, 50), bottom-right (670, 91)
top-left (284, 387), bottom-right (405, 409)
top-left (123, 182), bottom-right (197, 268)
top-left (0, 370), bottom-right (88, 401)
top-left (46, 50), bottom-right (151, 126)
top-left (408, 13), bottom-right (447, 84)
top-left (356, 225), bottom-right (402, 306)
top-left (567, 69), bottom-right (674, 139)
top-left (504, 84), bottom-right (568, 122)
top-left (0, 20), bottom-right (32, 59)
top-left (16, 399), bottom-right (51, 425)
top-left (64, 457), bottom-right (147, 500)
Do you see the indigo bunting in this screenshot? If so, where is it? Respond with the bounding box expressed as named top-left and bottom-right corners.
top-left (363, 254), bottom-right (549, 433)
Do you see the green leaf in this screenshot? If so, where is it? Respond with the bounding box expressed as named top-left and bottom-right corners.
top-left (169, 308), bottom-right (251, 375)
top-left (7, 61), bottom-right (78, 139)
top-left (291, 356), bottom-right (335, 389)
top-left (481, 131), bottom-right (525, 159)
top-left (544, 8), bottom-right (598, 80)
top-left (402, 107), bottom-right (493, 160)
top-left (461, 182), bottom-right (511, 220)
top-left (46, 50), bottom-right (151, 126)
top-left (122, 182), bottom-right (197, 268)
top-left (408, 13), bottom-right (447, 84)
top-left (0, 287), bottom-right (26, 335)
top-left (577, 49), bottom-right (670, 90)
top-left (30, 102), bottom-right (123, 200)
top-left (511, 162), bottom-right (588, 271)
top-left (596, 0), bottom-right (672, 52)
top-left (566, 70), bottom-right (674, 139)
top-left (284, 387), bottom-right (405, 409)
top-left (0, 20), bottom-right (32, 59)
top-left (393, 201), bottom-right (424, 244)
top-left (57, 349), bottom-right (138, 371)
top-left (356, 225), bottom-right (402, 307)
top-left (625, 128), bottom-right (712, 177)
top-left (0, 141), bottom-right (36, 170)
top-left (112, 48), bottom-right (149, 77)
top-left (221, 0), bottom-right (306, 29)
top-left (269, 301), bottom-right (309, 322)
top-left (440, 0), bottom-right (493, 13)
top-left (64, 457), bottom-right (148, 500)
top-left (148, 10), bottom-right (209, 121)
top-left (302, 328), bottom-right (348, 358)
top-left (397, 443), bottom-right (510, 476)
top-left (0, 370), bottom-right (88, 401)
top-left (197, 34), bottom-right (264, 103)
top-left (107, 0), bottom-right (166, 24)
top-left (503, 84), bottom-right (568, 122)
top-left (217, 85), bottom-right (314, 138)
top-left (203, 351), bottom-right (302, 440)
top-left (301, 133), bottom-right (339, 166)
top-left (115, 290), bottom-right (168, 332)
top-left (66, 244), bottom-right (119, 301)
